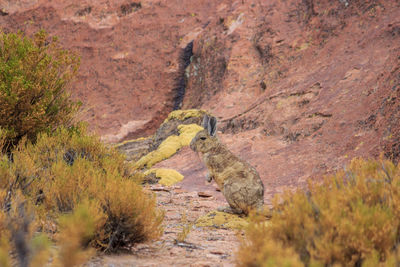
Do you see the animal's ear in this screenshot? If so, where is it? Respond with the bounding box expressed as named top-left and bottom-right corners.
top-left (202, 115), bottom-right (209, 130)
top-left (208, 116), bottom-right (217, 137)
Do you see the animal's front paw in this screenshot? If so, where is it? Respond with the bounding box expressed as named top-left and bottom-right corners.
top-left (217, 206), bottom-right (241, 214)
top-left (206, 173), bottom-right (213, 183)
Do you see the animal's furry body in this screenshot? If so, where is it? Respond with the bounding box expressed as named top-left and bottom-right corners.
top-left (190, 115), bottom-right (264, 215)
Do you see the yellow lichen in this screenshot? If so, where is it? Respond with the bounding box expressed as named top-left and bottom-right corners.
top-left (177, 124), bottom-right (204, 145)
top-left (297, 42), bottom-right (309, 51)
top-left (195, 211), bottom-right (250, 229)
top-left (144, 168), bottom-right (184, 186)
top-left (135, 124), bottom-right (203, 169)
top-left (163, 109), bottom-right (206, 123)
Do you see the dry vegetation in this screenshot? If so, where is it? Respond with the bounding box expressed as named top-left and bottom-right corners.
top-left (237, 158), bottom-right (400, 267)
top-left (0, 124), bottom-right (164, 265)
top-left (2, 24), bottom-right (399, 267)
top-left (0, 31), bottom-right (163, 266)
top-left (0, 30), bottom-right (81, 150)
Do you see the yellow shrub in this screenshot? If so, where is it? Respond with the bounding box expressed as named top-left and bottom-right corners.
top-left (0, 192), bottom-right (104, 267)
top-left (0, 197), bottom-right (10, 267)
top-left (99, 177), bottom-right (163, 248)
top-left (4, 125), bottom-right (163, 252)
top-left (0, 173), bottom-right (10, 266)
top-left (238, 235), bottom-right (303, 267)
top-left (54, 201), bottom-right (96, 267)
top-left (0, 235), bottom-right (10, 267)
top-left (0, 190), bottom-right (51, 267)
top-left (237, 158), bottom-right (400, 266)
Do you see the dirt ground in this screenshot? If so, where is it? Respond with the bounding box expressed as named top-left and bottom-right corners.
top-left (91, 185), bottom-right (243, 267)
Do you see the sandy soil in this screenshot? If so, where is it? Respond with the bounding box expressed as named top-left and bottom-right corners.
top-left (91, 185), bottom-right (242, 267)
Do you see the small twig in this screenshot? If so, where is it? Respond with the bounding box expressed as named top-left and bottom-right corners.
top-left (381, 163), bottom-right (393, 184)
top-left (220, 91), bottom-right (286, 123)
top-left (105, 223), bottom-right (121, 253)
top-left (150, 186), bottom-right (171, 192)
top-left (173, 240), bottom-right (203, 250)
top-left (220, 89), bottom-right (319, 123)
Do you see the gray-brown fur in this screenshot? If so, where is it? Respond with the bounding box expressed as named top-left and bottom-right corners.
top-left (190, 115), bottom-right (264, 215)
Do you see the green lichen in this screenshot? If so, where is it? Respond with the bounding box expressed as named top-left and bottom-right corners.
top-left (144, 168), bottom-right (184, 186)
top-left (135, 124), bottom-right (203, 169)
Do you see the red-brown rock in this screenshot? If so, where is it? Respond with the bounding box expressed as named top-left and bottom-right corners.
top-left (0, 0), bottom-right (222, 141)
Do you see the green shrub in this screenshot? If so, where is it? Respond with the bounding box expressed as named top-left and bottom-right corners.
top-left (237, 158), bottom-right (400, 267)
top-left (0, 30), bottom-right (80, 149)
top-left (7, 125), bottom-right (163, 251)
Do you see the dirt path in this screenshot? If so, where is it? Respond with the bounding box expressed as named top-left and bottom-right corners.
top-left (91, 185), bottom-right (242, 267)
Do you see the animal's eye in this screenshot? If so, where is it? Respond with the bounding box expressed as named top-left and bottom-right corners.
top-left (200, 137), bottom-right (207, 140)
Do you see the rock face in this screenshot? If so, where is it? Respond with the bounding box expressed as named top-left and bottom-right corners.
top-left (1, 0), bottom-right (400, 199)
top-left (157, 0), bottom-right (400, 200)
top-left (0, 0), bottom-right (221, 141)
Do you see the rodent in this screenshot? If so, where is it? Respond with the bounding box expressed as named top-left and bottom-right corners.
top-left (190, 115), bottom-right (264, 215)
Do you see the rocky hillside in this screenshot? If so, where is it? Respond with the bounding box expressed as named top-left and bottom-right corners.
top-left (180, 0), bottom-right (400, 197)
top-left (1, 0), bottom-right (399, 199)
top-left (0, 0), bottom-right (221, 141)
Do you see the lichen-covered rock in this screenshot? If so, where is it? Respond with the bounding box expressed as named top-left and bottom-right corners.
top-left (115, 137), bottom-right (153, 162)
top-left (144, 168), bottom-right (184, 186)
top-left (163, 109), bottom-right (207, 123)
top-left (116, 110), bottom-right (206, 188)
top-left (151, 109), bottom-right (209, 150)
top-left (116, 110), bottom-right (207, 164)
top-left (135, 123), bottom-right (203, 169)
